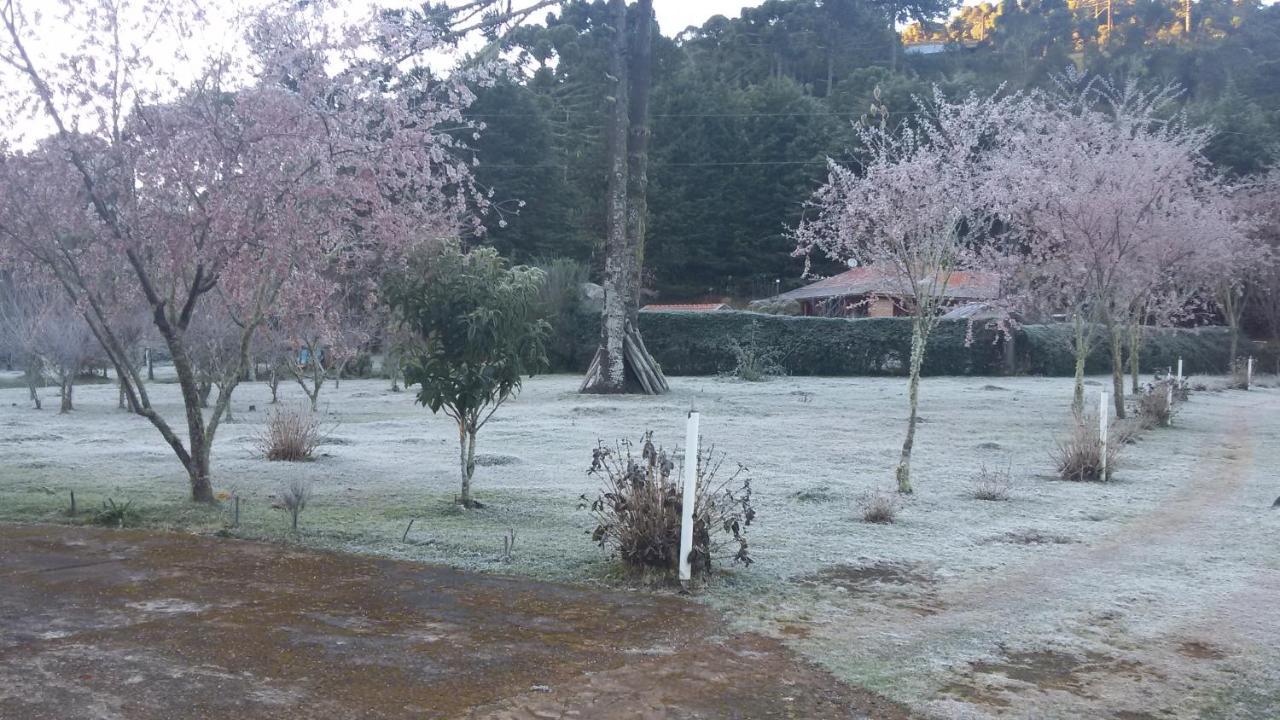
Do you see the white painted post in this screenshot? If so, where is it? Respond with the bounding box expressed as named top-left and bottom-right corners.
top-left (1099, 392), bottom-right (1109, 480)
top-left (1176, 356), bottom-right (1183, 384)
top-left (679, 411), bottom-right (700, 585)
top-left (1247, 357), bottom-right (1254, 389)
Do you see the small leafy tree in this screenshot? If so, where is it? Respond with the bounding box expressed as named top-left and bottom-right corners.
top-left (390, 245), bottom-right (550, 509)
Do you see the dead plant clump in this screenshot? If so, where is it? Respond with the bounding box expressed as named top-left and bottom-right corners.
top-left (1229, 359), bottom-right (1252, 390)
top-left (583, 431), bottom-right (755, 577)
top-left (1053, 415), bottom-right (1122, 482)
top-left (1135, 380), bottom-right (1179, 429)
top-left (275, 478), bottom-right (312, 531)
top-left (858, 489), bottom-right (899, 524)
top-left (256, 404), bottom-right (326, 461)
top-left (971, 461), bottom-right (1013, 501)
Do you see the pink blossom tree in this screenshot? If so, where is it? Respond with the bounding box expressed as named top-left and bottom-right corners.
top-left (989, 77), bottom-right (1241, 416)
top-left (0, 1), bottom-right (481, 501)
top-left (0, 273), bottom-right (54, 409)
top-left (795, 90), bottom-right (1021, 494)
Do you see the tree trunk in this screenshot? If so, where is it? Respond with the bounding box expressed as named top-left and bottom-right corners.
top-left (269, 367), bottom-right (280, 403)
top-left (582, 0), bottom-right (631, 394)
top-left (895, 321), bottom-right (927, 494)
top-left (1128, 322), bottom-right (1141, 395)
top-left (625, 0), bottom-right (654, 324)
top-left (458, 421), bottom-right (478, 508)
top-left (186, 443), bottom-right (214, 503)
top-left (198, 380), bottom-right (212, 408)
top-left (888, 6), bottom-right (899, 71)
top-left (59, 374), bottom-right (73, 413)
top-left (25, 362), bottom-right (41, 410)
top-left (1109, 325), bottom-right (1126, 419)
top-left (1072, 313), bottom-right (1087, 416)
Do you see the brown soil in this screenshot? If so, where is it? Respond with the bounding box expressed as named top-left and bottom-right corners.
top-left (941, 646), bottom-right (1153, 708)
top-left (0, 523), bottom-right (912, 720)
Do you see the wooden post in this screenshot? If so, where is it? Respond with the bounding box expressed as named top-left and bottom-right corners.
top-left (1099, 392), bottom-right (1109, 481)
top-left (679, 411), bottom-right (700, 585)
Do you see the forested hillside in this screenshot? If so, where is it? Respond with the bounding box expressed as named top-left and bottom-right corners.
top-left (467, 0), bottom-right (1280, 299)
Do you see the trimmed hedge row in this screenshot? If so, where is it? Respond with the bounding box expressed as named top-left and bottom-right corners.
top-left (636, 311), bottom-right (1235, 377)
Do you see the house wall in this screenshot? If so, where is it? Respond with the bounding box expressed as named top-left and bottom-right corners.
top-left (868, 297), bottom-right (896, 318)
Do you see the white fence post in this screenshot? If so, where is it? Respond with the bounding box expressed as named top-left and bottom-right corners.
top-left (1099, 392), bottom-right (1109, 480)
top-left (679, 411), bottom-right (700, 585)
top-left (1176, 356), bottom-right (1183, 384)
top-left (1247, 356), bottom-right (1254, 390)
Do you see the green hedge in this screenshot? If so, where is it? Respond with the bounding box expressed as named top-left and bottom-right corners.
top-left (636, 311), bottom-right (1234, 377)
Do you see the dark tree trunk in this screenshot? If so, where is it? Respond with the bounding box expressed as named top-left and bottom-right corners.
top-left (582, 0), bottom-right (631, 394)
top-left (581, 0), bottom-right (667, 395)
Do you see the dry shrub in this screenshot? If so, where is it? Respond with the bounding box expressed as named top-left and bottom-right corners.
top-left (1229, 359), bottom-right (1251, 390)
top-left (971, 461), bottom-right (1013, 501)
top-left (858, 489), bottom-right (899, 523)
top-left (1135, 380), bottom-right (1179, 429)
top-left (256, 404), bottom-right (325, 461)
top-left (584, 431), bottom-right (754, 576)
top-left (276, 478), bottom-right (312, 531)
top-left (1053, 415), bottom-right (1122, 482)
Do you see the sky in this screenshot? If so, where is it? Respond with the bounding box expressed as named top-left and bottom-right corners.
top-left (653, 0), bottom-right (765, 33)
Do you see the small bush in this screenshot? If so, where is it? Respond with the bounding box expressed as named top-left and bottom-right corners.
top-left (1053, 416), bottom-right (1122, 482)
top-left (1135, 380), bottom-right (1178, 429)
top-left (93, 498), bottom-right (139, 527)
top-left (858, 489), bottom-right (899, 523)
top-left (1229, 358), bottom-right (1251, 390)
top-left (276, 478), bottom-right (312, 531)
top-left (256, 404), bottom-right (325, 461)
top-left (971, 461), bottom-right (1013, 501)
top-left (585, 431), bottom-right (755, 577)
top-left (725, 320), bottom-right (786, 381)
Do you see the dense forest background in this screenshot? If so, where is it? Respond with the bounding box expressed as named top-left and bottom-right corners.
top-left (464, 0), bottom-right (1280, 301)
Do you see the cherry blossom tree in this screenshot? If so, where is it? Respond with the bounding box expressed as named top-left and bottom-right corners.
top-left (0, 273), bottom-right (53, 409)
top-left (795, 90), bottom-right (1021, 494)
top-left (989, 76), bottom-right (1241, 416)
top-left (0, 1), bottom-right (481, 501)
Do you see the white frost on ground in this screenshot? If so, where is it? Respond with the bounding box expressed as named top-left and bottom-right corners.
top-left (1, 371), bottom-right (1278, 719)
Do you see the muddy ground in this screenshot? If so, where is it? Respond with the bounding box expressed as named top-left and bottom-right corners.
top-left (0, 524), bottom-right (911, 719)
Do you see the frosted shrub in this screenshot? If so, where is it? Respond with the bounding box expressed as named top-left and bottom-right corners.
top-left (971, 461), bottom-right (1013, 501)
top-left (276, 478), bottom-right (312, 532)
top-left (726, 321), bottom-right (786, 382)
top-left (1229, 359), bottom-right (1251, 390)
top-left (1135, 380), bottom-right (1179, 429)
top-left (858, 489), bottom-right (899, 523)
top-left (256, 404), bottom-right (324, 461)
top-left (1053, 416), bottom-right (1122, 482)
top-left (585, 432), bottom-right (754, 577)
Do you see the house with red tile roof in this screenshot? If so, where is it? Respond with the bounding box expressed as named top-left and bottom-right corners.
top-left (763, 265), bottom-right (999, 318)
top-left (639, 302), bottom-right (730, 313)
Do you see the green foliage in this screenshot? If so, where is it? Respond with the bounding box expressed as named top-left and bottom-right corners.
top-left (390, 246), bottom-right (551, 425)
top-left (1017, 325), bottom-right (1233, 376)
top-left (93, 498), bottom-right (139, 527)
top-left (533, 258), bottom-right (596, 371)
top-left (639, 311), bottom-right (1009, 376)
top-left (639, 311), bottom-right (1234, 377)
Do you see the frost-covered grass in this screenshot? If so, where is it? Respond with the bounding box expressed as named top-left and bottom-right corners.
top-left (2, 371), bottom-right (1278, 719)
